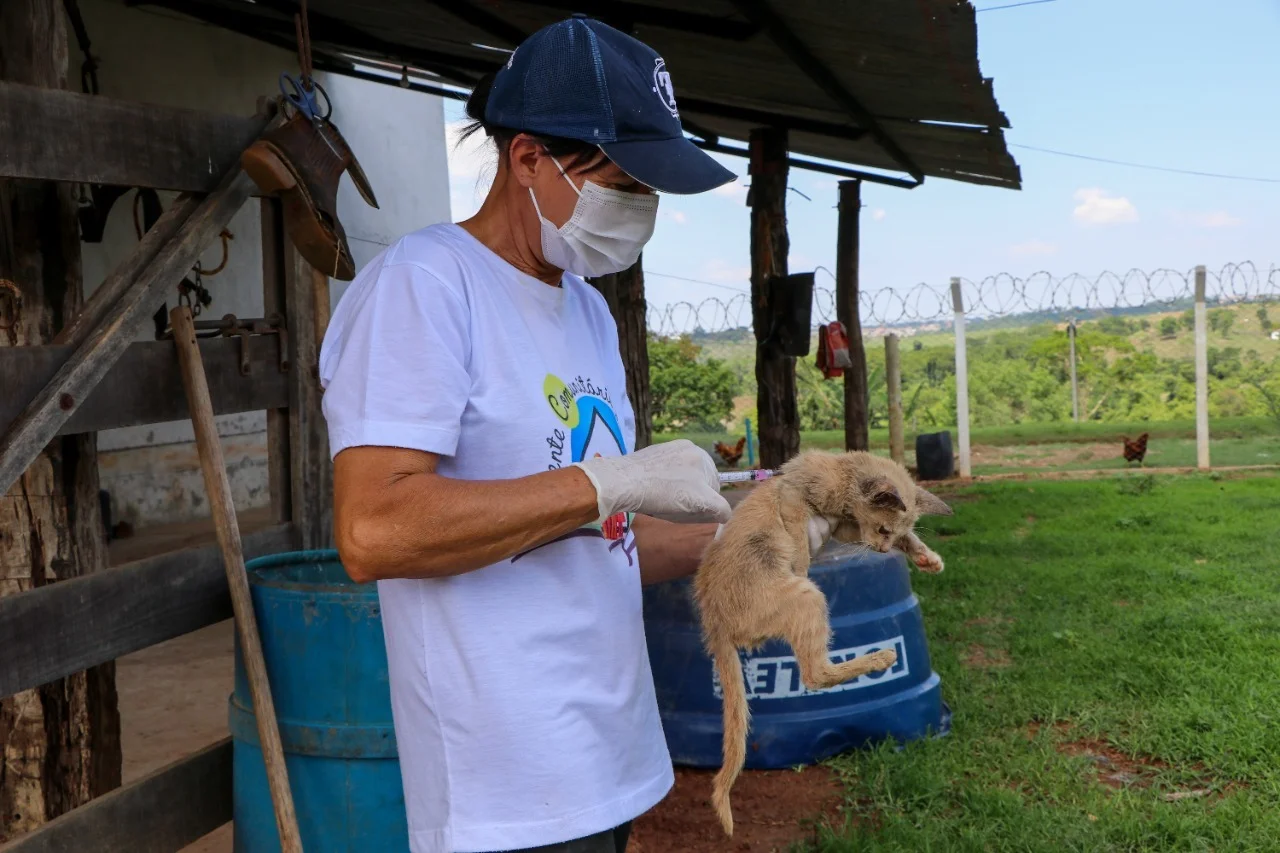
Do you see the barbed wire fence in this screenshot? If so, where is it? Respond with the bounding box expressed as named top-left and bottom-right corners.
top-left (645, 262), bottom-right (1280, 478)
top-left (646, 261), bottom-right (1280, 336)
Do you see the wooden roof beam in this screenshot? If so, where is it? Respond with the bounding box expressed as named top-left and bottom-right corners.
top-left (426, 0), bottom-right (528, 47)
top-left (512, 0), bottom-right (759, 40)
top-left (135, 0), bottom-right (486, 86)
top-left (691, 138), bottom-right (918, 189)
top-left (727, 0), bottom-right (924, 185)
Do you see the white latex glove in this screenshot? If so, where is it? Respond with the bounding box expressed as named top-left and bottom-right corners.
top-left (573, 439), bottom-right (732, 524)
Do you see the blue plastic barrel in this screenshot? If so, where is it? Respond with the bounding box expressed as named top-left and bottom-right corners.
top-left (642, 541), bottom-right (950, 769)
top-left (229, 549), bottom-right (408, 852)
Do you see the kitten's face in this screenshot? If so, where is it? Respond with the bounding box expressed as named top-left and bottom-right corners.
top-left (849, 478), bottom-right (953, 553)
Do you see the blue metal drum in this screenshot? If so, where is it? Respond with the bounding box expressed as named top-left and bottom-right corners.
top-left (642, 542), bottom-right (950, 769)
top-left (230, 549), bottom-right (408, 852)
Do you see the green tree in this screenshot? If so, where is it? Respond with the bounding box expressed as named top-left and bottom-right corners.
top-left (1095, 315), bottom-right (1134, 336)
top-left (1257, 305), bottom-right (1272, 332)
top-left (647, 335), bottom-right (737, 433)
top-left (795, 358), bottom-right (843, 430)
top-left (1209, 308), bottom-right (1235, 337)
top-left (1159, 317), bottom-right (1178, 338)
top-left (1181, 308), bottom-right (1196, 331)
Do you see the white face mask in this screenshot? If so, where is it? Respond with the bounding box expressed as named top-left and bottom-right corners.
top-left (528, 154), bottom-right (659, 278)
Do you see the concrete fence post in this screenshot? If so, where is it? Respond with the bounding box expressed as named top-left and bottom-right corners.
top-left (885, 333), bottom-right (904, 465)
top-left (1194, 265), bottom-right (1210, 470)
top-left (951, 277), bottom-right (971, 478)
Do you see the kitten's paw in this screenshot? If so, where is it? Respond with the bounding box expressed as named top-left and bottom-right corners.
top-left (864, 648), bottom-right (898, 672)
top-left (913, 549), bottom-right (944, 574)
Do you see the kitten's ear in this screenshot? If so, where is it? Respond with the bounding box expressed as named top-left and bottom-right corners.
top-left (860, 477), bottom-right (907, 511)
top-left (914, 487), bottom-right (953, 516)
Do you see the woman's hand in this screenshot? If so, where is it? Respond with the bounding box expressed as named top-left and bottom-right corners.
top-left (630, 515), bottom-right (721, 585)
top-left (573, 439), bottom-right (732, 524)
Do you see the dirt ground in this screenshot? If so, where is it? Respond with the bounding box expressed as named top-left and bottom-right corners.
top-left (111, 508), bottom-right (843, 853)
top-left (117, 622), bottom-right (236, 852)
top-left (630, 767), bottom-right (845, 853)
top-left (119, 625), bottom-right (845, 853)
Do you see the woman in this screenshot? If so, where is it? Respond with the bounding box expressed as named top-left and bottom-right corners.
top-left (319, 16), bottom-right (739, 853)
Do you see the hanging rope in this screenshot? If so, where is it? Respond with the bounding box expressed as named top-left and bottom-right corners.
top-left (294, 0), bottom-right (314, 88)
top-left (62, 0), bottom-right (98, 95)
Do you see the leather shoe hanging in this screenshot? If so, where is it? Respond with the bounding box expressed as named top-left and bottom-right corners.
top-left (241, 3), bottom-right (378, 281)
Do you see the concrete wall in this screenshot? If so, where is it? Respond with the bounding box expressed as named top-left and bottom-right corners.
top-left (76, 0), bottom-right (452, 528)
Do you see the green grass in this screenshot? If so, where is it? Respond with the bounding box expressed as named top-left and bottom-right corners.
top-left (796, 471), bottom-right (1280, 852)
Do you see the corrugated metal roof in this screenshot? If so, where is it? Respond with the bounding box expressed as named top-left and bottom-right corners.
top-left (136, 0), bottom-right (1021, 190)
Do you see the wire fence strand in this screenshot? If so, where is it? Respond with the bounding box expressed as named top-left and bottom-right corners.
top-left (645, 262), bottom-right (1280, 336)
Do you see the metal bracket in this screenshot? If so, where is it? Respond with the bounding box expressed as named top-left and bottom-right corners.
top-left (161, 312), bottom-right (289, 375)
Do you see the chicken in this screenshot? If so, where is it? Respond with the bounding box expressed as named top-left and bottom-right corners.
top-left (713, 436), bottom-right (747, 467)
top-left (1122, 432), bottom-right (1149, 466)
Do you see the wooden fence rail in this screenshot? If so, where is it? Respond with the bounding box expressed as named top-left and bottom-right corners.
top-left (0, 524), bottom-right (293, 699)
top-left (0, 740), bottom-right (233, 853)
top-left (0, 337), bottom-right (290, 438)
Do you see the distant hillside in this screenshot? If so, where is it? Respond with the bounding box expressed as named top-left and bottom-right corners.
top-left (660, 298), bottom-right (1280, 435)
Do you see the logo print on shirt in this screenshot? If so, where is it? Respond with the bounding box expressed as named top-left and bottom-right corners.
top-left (513, 374), bottom-right (637, 564)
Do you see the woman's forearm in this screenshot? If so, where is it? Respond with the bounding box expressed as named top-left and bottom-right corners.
top-left (631, 514), bottom-right (719, 585)
top-left (334, 446), bottom-right (599, 582)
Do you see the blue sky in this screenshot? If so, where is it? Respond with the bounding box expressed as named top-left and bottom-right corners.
top-left (443, 0), bottom-right (1279, 324)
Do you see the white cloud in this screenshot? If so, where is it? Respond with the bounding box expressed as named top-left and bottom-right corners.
top-left (1009, 239), bottom-right (1059, 257)
top-left (871, 208), bottom-right (887, 221)
top-left (661, 209), bottom-right (689, 225)
top-left (1172, 209), bottom-right (1244, 228)
top-left (1072, 188), bottom-right (1138, 225)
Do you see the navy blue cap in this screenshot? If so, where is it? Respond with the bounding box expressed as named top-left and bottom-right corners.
top-left (484, 17), bottom-right (736, 195)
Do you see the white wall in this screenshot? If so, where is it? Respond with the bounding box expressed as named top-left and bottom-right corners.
top-left (76, 0), bottom-right (451, 527)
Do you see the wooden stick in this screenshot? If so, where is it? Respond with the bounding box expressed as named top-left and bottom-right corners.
top-left (170, 304), bottom-right (303, 853)
top-left (52, 193), bottom-right (201, 347)
top-left (310, 266), bottom-right (331, 344)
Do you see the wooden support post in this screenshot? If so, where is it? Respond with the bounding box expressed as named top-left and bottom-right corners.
top-left (836, 179), bottom-right (868, 451)
top-left (261, 199), bottom-right (293, 526)
top-left (885, 333), bottom-right (904, 465)
top-left (171, 305), bottom-right (302, 853)
top-left (285, 246), bottom-right (332, 550)
top-left (749, 127), bottom-right (799, 469)
top-left (1194, 265), bottom-right (1210, 470)
top-left (951, 277), bottom-right (971, 478)
top-left (588, 255), bottom-right (653, 449)
top-left (0, 0), bottom-right (120, 836)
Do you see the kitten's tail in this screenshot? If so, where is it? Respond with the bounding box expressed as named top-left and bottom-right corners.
top-left (711, 641), bottom-right (749, 836)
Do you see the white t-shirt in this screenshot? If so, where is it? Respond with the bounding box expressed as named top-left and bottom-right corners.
top-left (318, 223), bottom-right (673, 853)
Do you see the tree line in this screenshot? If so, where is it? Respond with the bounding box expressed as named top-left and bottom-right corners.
top-left (648, 302), bottom-right (1280, 435)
